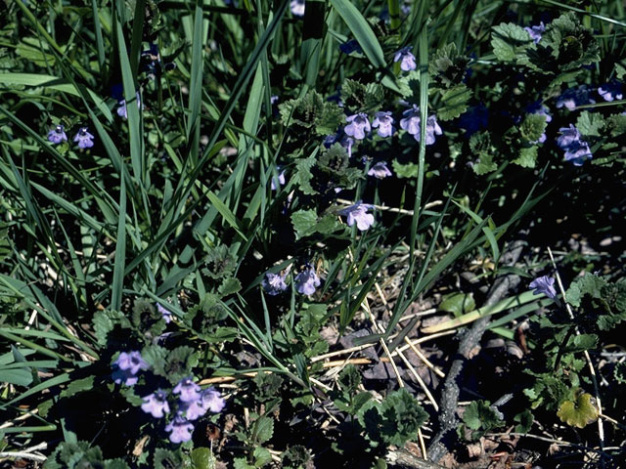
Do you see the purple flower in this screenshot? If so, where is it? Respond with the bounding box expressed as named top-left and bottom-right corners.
top-left (401, 106), bottom-right (442, 144)
top-left (157, 303), bottom-right (173, 323)
top-left (344, 113), bottom-right (371, 140)
top-left (116, 93), bottom-right (142, 119)
top-left (47, 125), bottom-right (68, 144)
top-left (173, 377), bottom-right (201, 403)
top-left (556, 125), bottom-right (592, 165)
top-left (556, 85), bottom-right (595, 111)
top-left (340, 40), bottom-right (362, 55)
top-left (556, 124), bottom-right (581, 149)
top-left (112, 351), bottom-right (149, 386)
top-left (598, 81), bottom-right (623, 102)
top-left (524, 22), bottom-right (545, 44)
top-left (372, 111), bottom-right (395, 137)
top-left (529, 275), bottom-right (557, 299)
top-left (115, 351), bottom-right (149, 374)
top-left (141, 390), bottom-right (170, 418)
top-left (338, 202), bottom-right (375, 231)
top-left (73, 127), bottom-right (94, 149)
top-left (182, 398), bottom-right (207, 421)
top-left (262, 271), bottom-right (288, 296)
top-left (271, 169), bottom-right (286, 191)
top-left (201, 387), bottom-right (225, 413)
top-left (295, 265), bottom-right (321, 296)
top-left (400, 105), bottom-right (421, 135)
top-left (394, 46), bottom-right (416, 72)
top-left (368, 161), bottom-right (393, 179)
top-left (165, 414), bottom-right (194, 444)
top-left (290, 0), bottom-right (304, 16)
top-left (564, 140), bottom-right (592, 166)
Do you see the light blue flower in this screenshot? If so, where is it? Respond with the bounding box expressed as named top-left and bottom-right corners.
top-left (529, 275), bottom-right (557, 299)
top-left (400, 106), bottom-right (442, 145)
top-left (111, 351), bottom-right (149, 386)
top-left (394, 46), bottom-right (416, 72)
top-left (262, 271), bottom-right (288, 296)
top-left (141, 390), bottom-right (170, 418)
top-left (524, 22), bottom-right (545, 44)
top-left (290, 0), bottom-right (304, 16)
top-left (338, 202), bottom-right (375, 231)
top-left (73, 127), bottom-right (94, 149)
top-left (165, 414), bottom-right (194, 443)
top-left (47, 125), bottom-right (67, 144)
top-left (598, 81), bottom-right (623, 102)
top-left (344, 113), bottom-right (371, 140)
top-left (372, 111), bottom-right (395, 137)
top-left (295, 265), bottom-right (321, 295)
top-left (173, 377), bottom-right (201, 403)
top-left (368, 161), bottom-right (392, 179)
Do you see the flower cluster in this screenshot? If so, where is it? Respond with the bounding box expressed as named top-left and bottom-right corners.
top-left (141, 377), bottom-right (225, 444)
top-left (111, 351), bottom-right (149, 386)
top-left (400, 105), bottom-right (443, 145)
top-left (47, 125), bottom-right (95, 149)
top-left (556, 124), bottom-right (592, 166)
top-left (598, 81), bottom-right (623, 102)
top-left (556, 85), bottom-right (595, 111)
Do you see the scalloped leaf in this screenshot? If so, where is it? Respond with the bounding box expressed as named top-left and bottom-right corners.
top-left (557, 392), bottom-right (598, 428)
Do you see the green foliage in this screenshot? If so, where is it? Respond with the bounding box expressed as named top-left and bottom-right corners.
top-left (491, 23), bottom-right (534, 63)
top-left (557, 391), bottom-right (598, 428)
top-left (565, 274), bottom-right (626, 330)
top-left (461, 400), bottom-right (505, 439)
top-left (430, 43), bottom-right (469, 89)
top-left (279, 91), bottom-right (344, 136)
top-left (44, 441), bottom-right (130, 469)
top-left (439, 292), bottom-right (476, 317)
top-left (357, 388), bottom-right (428, 447)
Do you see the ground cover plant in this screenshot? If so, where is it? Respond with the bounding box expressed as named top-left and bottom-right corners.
top-left (1, 0), bottom-right (626, 467)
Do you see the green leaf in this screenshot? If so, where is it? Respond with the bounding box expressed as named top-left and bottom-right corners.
top-left (438, 84), bottom-right (471, 121)
top-left (513, 409), bottom-right (534, 434)
top-left (392, 160), bottom-right (419, 179)
top-left (557, 392), bottom-right (598, 428)
top-left (491, 23), bottom-right (533, 62)
top-left (154, 448), bottom-right (184, 469)
top-left (190, 448), bottom-right (214, 469)
top-left (233, 458), bottom-right (255, 469)
top-left (576, 111), bottom-right (605, 137)
top-left (462, 400), bottom-right (503, 433)
top-left (566, 334), bottom-right (598, 353)
top-left (520, 114), bottom-right (547, 143)
top-left (219, 277), bottom-right (242, 297)
top-left (473, 153), bottom-right (497, 175)
top-left (292, 155), bottom-right (317, 195)
top-left (253, 447), bottom-right (272, 467)
top-left (439, 292), bottom-right (476, 317)
top-left (291, 209), bottom-right (318, 240)
top-left (251, 416), bottom-right (274, 445)
top-left (513, 146), bottom-right (538, 168)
